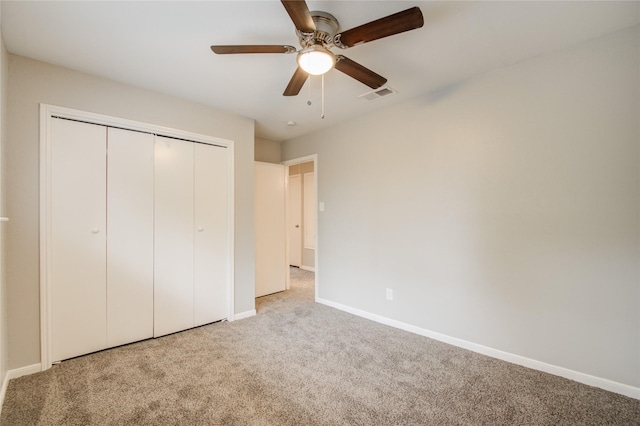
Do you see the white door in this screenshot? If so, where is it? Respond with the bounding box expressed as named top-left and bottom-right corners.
top-left (51, 118), bottom-right (107, 362)
top-left (255, 162), bottom-right (286, 297)
top-left (154, 137), bottom-right (195, 337)
top-left (288, 174), bottom-right (302, 267)
top-left (303, 172), bottom-right (316, 250)
top-left (194, 143), bottom-right (228, 326)
top-left (106, 128), bottom-right (154, 347)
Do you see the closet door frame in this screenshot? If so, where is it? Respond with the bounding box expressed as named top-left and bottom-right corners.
top-left (39, 104), bottom-right (235, 371)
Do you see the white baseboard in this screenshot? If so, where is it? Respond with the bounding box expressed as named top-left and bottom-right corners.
top-left (0, 363), bottom-right (42, 415)
top-left (233, 309), bottom-right (256, 321)
top-left (300, 265), bottom-right (315, 272)
top-left (316, 297), bottom-right (639, 400)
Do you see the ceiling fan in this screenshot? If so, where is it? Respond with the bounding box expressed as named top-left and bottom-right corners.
top-left (211, 1), bottom-right (424, 97)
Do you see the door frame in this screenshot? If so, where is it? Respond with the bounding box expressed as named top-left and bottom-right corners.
top-left (282, 154), bottom-right (318, 300)
top-left (39, 104), bottom-right (235, 370)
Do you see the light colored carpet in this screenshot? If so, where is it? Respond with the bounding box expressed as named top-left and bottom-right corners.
top-left (2, 267), bottom-right (638, 425)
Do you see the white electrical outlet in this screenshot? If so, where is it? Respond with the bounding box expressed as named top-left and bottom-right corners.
top-left (386, 288), bottom-right (393, 301)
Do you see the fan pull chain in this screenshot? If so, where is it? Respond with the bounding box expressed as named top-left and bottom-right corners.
top-left (321, 74), bottom-right (325, 119)
top-left (307, 75), bottom-right (312, 106)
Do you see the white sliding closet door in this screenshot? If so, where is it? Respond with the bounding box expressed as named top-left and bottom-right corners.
top-left (106, 128), bottom-right (154, 347)
top-left (43, 106), bottom-right (233, 367)
top-left (51, 118), bottom-right (107, 362)
top-left (194, 143), bottom-right (228, 326)
top-left (154, 137), bottom-right (195, 337)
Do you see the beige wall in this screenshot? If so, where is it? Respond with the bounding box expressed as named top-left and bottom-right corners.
top-left (288, 161), bottom-right (315, 269)
top-left (0, 15), bottom-right (8, 385)
top-left (255, 137), bottom-right (281, 163)
top-left (6, 54), bottom-right (256, 369)
top-left (282, 26), bottom-right (640, 387)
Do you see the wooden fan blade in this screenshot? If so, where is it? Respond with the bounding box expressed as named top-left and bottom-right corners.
top-left (281, 0), bottom-right (316, 33)
top-left (283, 67), bottom-right (309, 96)
top-left (335, 7), bottom-right (424, 48)
top-left (335, 55), bottom-right (387, 89)
top-left (211, 45), bottom-right (296, 54)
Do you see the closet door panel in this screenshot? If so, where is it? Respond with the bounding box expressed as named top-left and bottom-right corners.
top-left (51, 118), bottom-right (107, 362)
top-left (194, 143), bottom-right (228, 326)
top-left (154, 137), bottom-right (195, 337)
top-left (106, 128), bottom-right (154, 347)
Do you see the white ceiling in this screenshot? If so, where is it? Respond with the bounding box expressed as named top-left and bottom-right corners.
top-left (2, 1), bottom-right (639, 142)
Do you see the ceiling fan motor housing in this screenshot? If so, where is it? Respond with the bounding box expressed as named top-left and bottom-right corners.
top-left (298, 11), bottom-right (339, 49)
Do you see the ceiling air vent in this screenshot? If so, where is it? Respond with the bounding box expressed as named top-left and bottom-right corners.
top-left (359, 86), bottom-right (397, 101)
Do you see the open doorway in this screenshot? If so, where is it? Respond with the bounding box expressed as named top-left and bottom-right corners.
top-left (284, 155), bottom-right (318, 299)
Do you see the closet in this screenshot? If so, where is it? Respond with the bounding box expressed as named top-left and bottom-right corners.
top-left (154, 137), bottom-right (229, 337)
top-left (49, 117), bottom-right (229, 363)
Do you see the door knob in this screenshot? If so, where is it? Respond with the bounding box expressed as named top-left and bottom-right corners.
top-left (91, 228), bottom-right (100, 234)
top-left (295, 225), bottom-right (300, 228)
top-left (197, 227), bottom-right (204, 232)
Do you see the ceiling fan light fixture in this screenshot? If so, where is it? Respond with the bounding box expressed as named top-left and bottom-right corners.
top-left (297, 45), bottom-right (335, 75)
